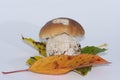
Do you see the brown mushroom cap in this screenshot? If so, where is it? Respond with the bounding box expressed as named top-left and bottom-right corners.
top-left (39, 17), bottom-right (85, 39)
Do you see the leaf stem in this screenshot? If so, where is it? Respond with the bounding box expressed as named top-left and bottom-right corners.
top-left (2, 69), bottom-right (29, 74)
top-left (98, 43), bottom-right (108, 48)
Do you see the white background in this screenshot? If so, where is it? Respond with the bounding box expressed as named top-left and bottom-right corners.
top-left (0, 0), bottom-right (120, 80)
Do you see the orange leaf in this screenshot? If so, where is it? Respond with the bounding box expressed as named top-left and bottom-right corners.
top-left (29, 54), bottom-right (109, 74)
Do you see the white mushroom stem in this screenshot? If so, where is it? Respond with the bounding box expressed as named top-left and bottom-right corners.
top-left (46, 34), bottom-right (81, 56)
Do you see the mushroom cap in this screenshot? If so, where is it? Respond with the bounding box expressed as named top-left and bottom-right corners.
top-left (39, 17), bottom-right (85, 39)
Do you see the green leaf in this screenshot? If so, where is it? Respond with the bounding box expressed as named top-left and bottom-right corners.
top-left (26, 56), bottom-right (42, 65)
top-left (74, 66), bottom-right (92, 76)
top-left (75, 46), bottom-right (107, 76)
top-left (81, 46), bottom-right (107, 55)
